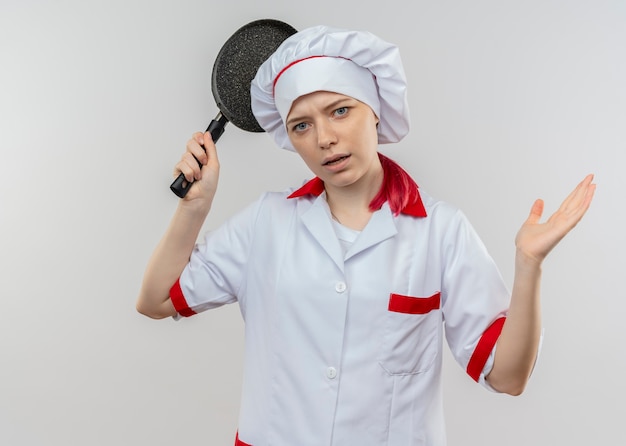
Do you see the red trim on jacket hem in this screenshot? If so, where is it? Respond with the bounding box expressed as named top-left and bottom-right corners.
top-left (466, 316), bottom-right (506, 382)
top-left (235, 431), bottom-right (252, 446)
top-left (169, 278), bottom-right (196, 317)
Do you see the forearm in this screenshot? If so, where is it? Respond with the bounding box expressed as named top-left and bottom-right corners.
top-left (136, 201), bottom-right (211, 319)
top-left (487, 250), bottom-right (543, 395)
top-left (485, 175), bottom-right (595, 394)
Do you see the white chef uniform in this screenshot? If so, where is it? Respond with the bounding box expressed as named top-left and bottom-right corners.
top-left (169, 23), bottom-right (513, 446)
top-left (170, 174), bottom-right (509, 446)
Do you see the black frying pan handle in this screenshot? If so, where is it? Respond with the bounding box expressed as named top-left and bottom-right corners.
top-left (169, 112), bottom-right (229, 198)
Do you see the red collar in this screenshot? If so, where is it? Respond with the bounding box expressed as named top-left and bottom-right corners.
top-left (287, 177), bottom-right (427, 218)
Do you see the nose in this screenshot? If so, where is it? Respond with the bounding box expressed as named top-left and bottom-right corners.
top-left (316, 121), bottom-right (337, 149)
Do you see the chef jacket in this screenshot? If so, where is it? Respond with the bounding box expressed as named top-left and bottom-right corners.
top-left (170, 177), bottom-right (510, 446)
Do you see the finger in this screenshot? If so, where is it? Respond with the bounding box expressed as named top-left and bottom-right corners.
top-left (526, 199), bottom-right (544, 225)
top-left (193, 131), bottom-right (204, 145)
top-left (174, 156), bottom-right (198, 183)
top-left (561, 176), bottom-right (596, 222)
top-left (183, 151), bottom-right (205, 181)
top-left (175, 152), bottom-right (202, 181)
top-left (186, 137), bottom-right (208, 166)
top-left (547, 175), bottom-right (596, 230)
top-left (559, 174), bottom-right (595, 213)
top-left (578, 181), bottom-right (596, 215)
top-left (202, 131), bottom-right (219, 167)
top-left (578, 174), bottom-right (596, 207)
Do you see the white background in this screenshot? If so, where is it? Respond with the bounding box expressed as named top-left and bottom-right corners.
top-left (1, 0), bottom-right (624, 445)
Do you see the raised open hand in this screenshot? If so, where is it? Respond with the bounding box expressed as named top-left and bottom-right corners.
top-left (515, 174), bottom-right (596, 264)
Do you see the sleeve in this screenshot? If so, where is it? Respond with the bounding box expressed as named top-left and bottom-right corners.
top-left (439, 209), bottom-right (510, 389)
top-left (169, 195), bottom-right (265, 318)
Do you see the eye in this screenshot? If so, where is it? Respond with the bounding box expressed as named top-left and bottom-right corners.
top-left (292, 122), bottom-right (309, 133)
top-left (334, 106), bottom-right (348, 117)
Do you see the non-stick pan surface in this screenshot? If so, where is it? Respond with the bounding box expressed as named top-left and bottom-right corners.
top-left (170, 19), bottom-right (297, 198)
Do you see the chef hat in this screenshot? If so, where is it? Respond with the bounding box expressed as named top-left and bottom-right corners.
top-left (250, 25), bottom-right (410, 152)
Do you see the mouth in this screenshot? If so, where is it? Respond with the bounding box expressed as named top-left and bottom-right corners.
top-left (322, 154), bottom-right (351, 166)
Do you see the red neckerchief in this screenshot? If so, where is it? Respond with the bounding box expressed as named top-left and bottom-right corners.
top-left (287, 177), bottom-right (427, 218)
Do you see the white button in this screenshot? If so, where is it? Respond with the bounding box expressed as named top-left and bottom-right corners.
top-left (335, 282), bottom-right (347, 293)
top-left (326, 367), bottom-right (337, 379)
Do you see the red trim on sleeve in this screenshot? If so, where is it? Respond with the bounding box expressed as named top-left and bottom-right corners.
top-left (235, 432), bottom-right (252, 446)
top-left (388, 292), bottom-right (441, 314)
top-left (466, 316), bottom-right (506, 382)
top-left (169, 278), bottom-right (197, 317)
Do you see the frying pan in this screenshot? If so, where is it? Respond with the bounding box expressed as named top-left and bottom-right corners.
top-left (170, 19), bottom-right (298, 198)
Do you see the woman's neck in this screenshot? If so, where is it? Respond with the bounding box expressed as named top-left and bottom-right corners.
top-left (325, 163), bottom-right (384, 230)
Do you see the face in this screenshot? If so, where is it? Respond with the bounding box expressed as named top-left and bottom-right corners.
top-left (285, 91), bottom-right (381, 191)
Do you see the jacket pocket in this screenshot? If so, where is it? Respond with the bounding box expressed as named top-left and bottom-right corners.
top-left (388, 292), bottom-right (441, 314)
top-left (379, 292), bottom-right (441, 375)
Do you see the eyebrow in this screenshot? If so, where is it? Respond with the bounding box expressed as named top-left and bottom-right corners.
top-left (286, 97), bottom-right (355, 127)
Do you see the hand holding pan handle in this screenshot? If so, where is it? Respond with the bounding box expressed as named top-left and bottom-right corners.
top-left (169, 112), bottom-right (228, 197)
top-left (170, 19), bottom-right (297, 198)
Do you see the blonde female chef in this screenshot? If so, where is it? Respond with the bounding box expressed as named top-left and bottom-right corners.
top-left (136, 25), bottom-right (596, 446)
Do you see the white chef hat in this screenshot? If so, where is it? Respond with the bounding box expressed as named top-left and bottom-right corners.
top-left (250, 25), bottom-right (410, 152)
